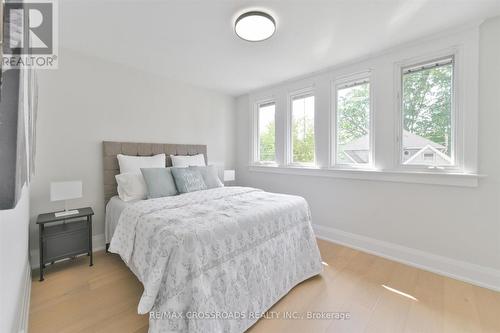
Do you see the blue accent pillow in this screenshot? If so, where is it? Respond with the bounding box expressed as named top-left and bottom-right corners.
top-left (189, 165), bottom-right (223, 189)
top-left (171, 167), bottom-right (207, 194)
top-left (140, 167), bottom-right (178, 199)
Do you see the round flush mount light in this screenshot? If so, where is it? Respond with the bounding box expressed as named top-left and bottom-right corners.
top-left (235, 11), bottom-right (276, 42)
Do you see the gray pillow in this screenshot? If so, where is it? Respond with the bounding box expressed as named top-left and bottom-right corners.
top-left (189, 165), bottom-right (223, 189)
top-left (171, 167), bottom-right (207, 194)
top-left (140, 167), bottom-right (178, 199)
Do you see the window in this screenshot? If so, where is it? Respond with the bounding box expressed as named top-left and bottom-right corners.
top-left (335, 77), bottom-right (371, 166)
top-left (290, 93), bottom-right (315, 164)
top-left (249, 35), bottom-right (478, 187)
top-left (257, 101), bottom-right (276, 162)
top-left (401, 57), bottom-right (454, 167)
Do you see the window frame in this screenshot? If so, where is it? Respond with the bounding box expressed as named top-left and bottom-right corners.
top-left (286, 87), bottom-right (316, 167)
top-left (394, 50), bottom-right (464, 173)
top-left (253, 98), bottom-right (277, 165)
top-left (247, 28), bottom-right (480, 187)
top-left (331, 71), bottom-right (374, 169)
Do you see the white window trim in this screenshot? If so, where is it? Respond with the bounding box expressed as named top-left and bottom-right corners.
top-left (394, 47), bottom-right (464, 174)
top-left (248, 164), bottom-right (482, 187)
top-left (286, 87), bottom-right (316, 167)
top-left (247, 27), bottom-right (480, 187)
top-left (331, 70), bottom-right (374, 169)
top-left (252, 98), bottom-right (278, 165)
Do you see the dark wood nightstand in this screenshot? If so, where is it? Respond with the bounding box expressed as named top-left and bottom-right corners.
top-left (36, 207), bottom-right (94, 281)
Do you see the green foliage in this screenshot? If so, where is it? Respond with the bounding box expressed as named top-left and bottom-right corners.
top-left (259, 121), bottom-right (276, 161)
top-left (403, 65), bottom-right (452, 154)
top-left (292, 114), bottom-right (315, 163)
top-left (337, 84), bottom-right (369, 146)
top-left (258, 66), bottom-right (452, 164)
top-left (259, 111), bottom-right (316, 163)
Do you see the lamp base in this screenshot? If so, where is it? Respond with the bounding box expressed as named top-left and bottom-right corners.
top-left (55, 210), bottom-right (79, 218)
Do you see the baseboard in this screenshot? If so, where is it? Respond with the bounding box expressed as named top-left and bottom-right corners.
top-left (313, 224), bottom-right (500, 292)
top-left (29, 228), bottom-right (500, 291)
top-left (16, 261), bottom-right (31, 333)
top-left (30, 233), bottom-right (106, 270)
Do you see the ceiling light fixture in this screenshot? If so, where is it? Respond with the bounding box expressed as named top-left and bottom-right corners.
top-left (235, 11), bottom-right (276, 42)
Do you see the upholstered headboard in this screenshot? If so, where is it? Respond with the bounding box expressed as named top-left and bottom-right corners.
top-left (102, 141), bottom-right (207, 204)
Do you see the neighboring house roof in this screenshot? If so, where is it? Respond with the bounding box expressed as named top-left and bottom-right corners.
top-left (401, 130), bottom-right (446, 149)
top-left (341, 130), bottom-right (445, 151)
top-left (403, 144), bottom-right (452, 165)
top-left (341, 134), bottom-right (370, 151)
top-left (342, 151), bottom-right (363, 163)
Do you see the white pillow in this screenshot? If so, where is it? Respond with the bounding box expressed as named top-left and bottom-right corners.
top-left (117, 153), bottom-right (166, 174)
top-left (170, 154), bottom-right (206, 167)
top-left (115, 173), bottom-right (148, 201)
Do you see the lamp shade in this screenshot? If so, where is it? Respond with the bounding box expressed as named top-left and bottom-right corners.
top-left (223, 170), bottom-right (235, 182)
top-left (50, 181), bottom-right (82, 201)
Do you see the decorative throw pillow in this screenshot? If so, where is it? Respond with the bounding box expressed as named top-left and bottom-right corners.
top-left (170, 154), bottom-right (206, 167)
top-left (171, 168), bottom-right (207, 194)
top-left (189, 165), bottom-right (223, 189)
top-left (140, 167), bottom-right (178, 199)
top-left (115, 173), bottom-right (148, 201)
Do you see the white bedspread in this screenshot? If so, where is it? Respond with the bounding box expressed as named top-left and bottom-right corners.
top-left (109, 186), bottom-right (322, 333)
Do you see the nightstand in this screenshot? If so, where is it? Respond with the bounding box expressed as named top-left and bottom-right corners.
top-left (36, 207), bottom-right (94, 281)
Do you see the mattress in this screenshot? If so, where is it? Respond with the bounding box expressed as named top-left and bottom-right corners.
top-left (105, 196), bottom-right (139, 244)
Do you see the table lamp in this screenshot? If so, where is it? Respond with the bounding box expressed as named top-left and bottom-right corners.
top-left (50, 181), bottom-right (82, 217)
top-left (223, 170), bottom-right (235, 182)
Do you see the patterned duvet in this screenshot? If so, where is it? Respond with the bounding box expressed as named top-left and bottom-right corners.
top-left (109, 186), bottom-right (322, 333)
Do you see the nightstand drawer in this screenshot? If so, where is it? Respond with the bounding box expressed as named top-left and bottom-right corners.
top-left (43, 220), bottom-right (89, 263)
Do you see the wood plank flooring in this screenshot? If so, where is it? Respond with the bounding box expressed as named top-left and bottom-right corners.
top-left (29, 239), bottom-right (500, 333)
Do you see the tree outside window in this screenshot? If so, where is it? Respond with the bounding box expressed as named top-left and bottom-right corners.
top-left (291, 95), bottom-right (315, 164)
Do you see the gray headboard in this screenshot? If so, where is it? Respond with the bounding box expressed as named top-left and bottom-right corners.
top-left (102, 141), bottom-right (207, 204)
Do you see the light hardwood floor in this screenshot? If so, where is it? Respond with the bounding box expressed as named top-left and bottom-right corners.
top-left (29, 239), bottom-right (500, 333)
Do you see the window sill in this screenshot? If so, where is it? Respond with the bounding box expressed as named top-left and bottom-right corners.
top-left (248, 164), bottom-right (484, 187)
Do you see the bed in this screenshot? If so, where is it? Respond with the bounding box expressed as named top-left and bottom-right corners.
top-left (103, 141), bottom-right (323, 333)
top-left (105, 195), bottom-right (138, 244)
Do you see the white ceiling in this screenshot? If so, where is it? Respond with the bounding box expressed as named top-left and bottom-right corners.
top-left (61, 0), bottom-right (500, 96)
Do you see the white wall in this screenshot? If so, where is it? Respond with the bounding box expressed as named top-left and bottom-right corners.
top-left (0, 186), bottom-right (30, 333)
top-left (236, 18), bottom-right (500, 289)
top-left (29, 48), bottom-right (236, 256)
